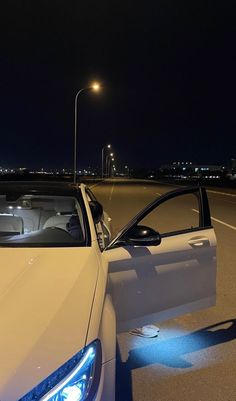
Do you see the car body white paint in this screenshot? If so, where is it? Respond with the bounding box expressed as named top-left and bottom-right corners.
top-left (0, 247), bottom-right (100, 400)
top-left (0, 183), bottom-right (217, 401)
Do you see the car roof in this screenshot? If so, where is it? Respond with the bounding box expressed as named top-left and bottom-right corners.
top-left (0, 181), bottom-right (84, 197)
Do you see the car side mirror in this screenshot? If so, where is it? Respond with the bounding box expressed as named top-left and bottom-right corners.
top-left (89, 201), bottom-right (103, 224)
top-left (124, 225), bottom-right (161, 246)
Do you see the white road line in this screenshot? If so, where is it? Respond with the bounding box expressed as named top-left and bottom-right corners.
top-left (155, 182), bottom-right (236, 197)
top-left (192, 209), bottom-right (236, 231)
top-left (89, 180), bottom-right (105, 189)
top-left (109, 183), bottom-right (115, 201)
top-left (207, 190), bottom-right (236, 197)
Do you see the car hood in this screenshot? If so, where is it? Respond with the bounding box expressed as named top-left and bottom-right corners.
top-left (0, 247), bottom-right (99, 401)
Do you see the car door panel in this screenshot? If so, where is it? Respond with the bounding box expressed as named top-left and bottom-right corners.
top-left (104, 187), bottom-right (217, 332)
top-left (105, 227), bottom-right (216, 332)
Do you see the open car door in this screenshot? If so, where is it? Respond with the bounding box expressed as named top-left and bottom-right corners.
top-left (104, 186), bottom-right (217, 332)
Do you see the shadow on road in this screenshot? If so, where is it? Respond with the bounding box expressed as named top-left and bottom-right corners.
top-left (116, 341), bottom-right (133, 401)
top-left (115, 319), bottom-right (236, 400)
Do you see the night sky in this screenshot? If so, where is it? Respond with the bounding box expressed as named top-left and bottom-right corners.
top-left (0, 1), bottom-right (235, 170)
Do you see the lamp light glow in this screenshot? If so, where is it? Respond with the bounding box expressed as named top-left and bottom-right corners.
top-left (91, 82), bottom-right (100, 91)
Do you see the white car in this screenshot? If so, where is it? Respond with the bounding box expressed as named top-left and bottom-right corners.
top-left (0, 181), bottom-right (217, 401)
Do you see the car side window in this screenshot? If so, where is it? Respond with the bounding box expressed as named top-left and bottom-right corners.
top-left (140, 192), bottom-right (200, 236)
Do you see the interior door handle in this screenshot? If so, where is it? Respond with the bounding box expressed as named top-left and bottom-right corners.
top-left (188, 237), bottom-right (210, 247)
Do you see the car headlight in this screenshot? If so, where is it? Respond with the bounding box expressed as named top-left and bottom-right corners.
top-left (19, 340), bottom-right (102, 401)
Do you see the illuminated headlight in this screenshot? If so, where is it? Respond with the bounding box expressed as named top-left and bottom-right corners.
top-left (19, 340), bottom-right (102, 401)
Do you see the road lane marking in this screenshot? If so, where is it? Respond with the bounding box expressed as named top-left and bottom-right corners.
top-left (109, 183), bottom-right (115, 201)
top-left (89, 180), bottom-right (105, 188)
top-left (207, 190), bottom-right (236, 197)
top-left (192, 209), bottom-right (236, 231)
top-left (154, 181), bottom-right (236, 197)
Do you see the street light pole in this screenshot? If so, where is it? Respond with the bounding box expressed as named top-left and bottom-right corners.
top-left (107, 152), bottom-right (114, 178)
top-left (125, 165), bottom-right (129, 177)
top-left (102, 149), bottom-right (104, 179)
top-left (105, 155), bottom-right (109, 177)
top-left (101, 144), bottom-right (111, 179)
top-left (74, 88), bottom-right (86, 184)
top-left (73, 82), bottom-right (101, 184)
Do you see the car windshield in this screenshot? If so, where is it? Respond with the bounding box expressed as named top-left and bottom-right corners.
top-left (0, 193), bottom-right (88, 247)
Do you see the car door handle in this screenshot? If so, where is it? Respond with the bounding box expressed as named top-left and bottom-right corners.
top-left (188, 237), bottom-right (210, 247)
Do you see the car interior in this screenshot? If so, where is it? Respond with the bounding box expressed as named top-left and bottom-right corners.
top-left (0, 195), bottom-right (86, 245)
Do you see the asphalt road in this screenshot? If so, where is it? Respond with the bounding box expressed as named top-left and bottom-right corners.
top-left (90, 178), bottom-right (236, 401)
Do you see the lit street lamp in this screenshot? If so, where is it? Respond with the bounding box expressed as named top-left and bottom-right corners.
top-left (101, 144), bottom-right (111, 179)
top-left (106, 152), bottom-right (114, 177)
top-left (125, 165), bottom-right (129, 177)
top-left (73, 82), bottom-right (101, 184)
top-left (112, 165), bottom-right (116, 177)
